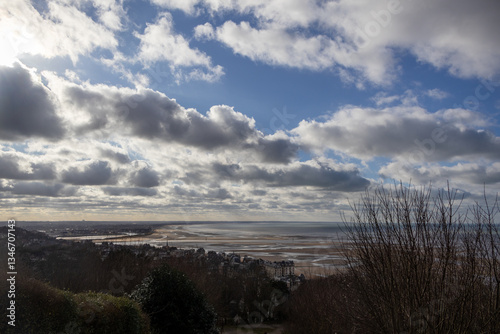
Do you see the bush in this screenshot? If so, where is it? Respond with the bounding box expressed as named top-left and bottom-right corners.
top-left (130, 263), bottom-right (219, 334)
top-left (73, 292), bottom-right (150, 334)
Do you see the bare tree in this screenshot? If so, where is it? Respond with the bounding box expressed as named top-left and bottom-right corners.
top-left (341, 182), bottom-right (500, 333)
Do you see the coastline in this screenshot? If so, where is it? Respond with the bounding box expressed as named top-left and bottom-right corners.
top-left (86, 222), bottom-right (348, 276)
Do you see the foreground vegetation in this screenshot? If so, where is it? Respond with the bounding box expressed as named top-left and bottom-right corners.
top-left (286, 184), bottom-right (500, 333)
top-left (0, 276), bottom-right (149, 334)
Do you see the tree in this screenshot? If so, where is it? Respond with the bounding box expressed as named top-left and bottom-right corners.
top-left (284, 182), bottom-right (499, 333)
top-left (342, 183), bottom-right (500, 333)
top-left (130, 263), bottom-right (219, 334)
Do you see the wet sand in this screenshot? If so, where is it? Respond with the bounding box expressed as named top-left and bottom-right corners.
top-left (99, 223), bottom-right (348, 276)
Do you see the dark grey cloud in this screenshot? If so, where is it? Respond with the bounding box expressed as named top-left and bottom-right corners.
top-left (173, 185), bottom-right (233, 200)
top-left (206, 187), bottom-right (233, 200)
top-left (0, 65), bottom-right (65, 140)
top-left (183, 106), bottom-right (255, 149)
top-left (129, 167), bottom-right (160, 188)
top-left (3, 182), bottom-right (74, 197)
top-left (120, 91), bottom-right (190, 139)
top-left (0, 154), bottom-right (55, 180)
top-left (61, 160), bottom-right (113, 185)
top-left (213, 162), bottom-right (370, 191)
top-left (102, 187), bottom-right (157, 196)
top-left (64, 86), bottom-right (297, 163)
top-left (173, 185), bottom-right (200, 197)
top-left (430, 127), bottom-right (500, 161)
top-left (99, 148), bottom-right (130, 164)
top-left (251, 189), bottom-right (267, 196)
top-left (253, 137), bottom-right (299, 163)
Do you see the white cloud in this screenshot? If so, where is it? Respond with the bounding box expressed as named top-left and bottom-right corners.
top-left (194, 22), bottom-right (215, 40)
top-left (186, 0), bottom-right (500, 85)
top-left (292, 105), bottom-right (500, 162)
top-left (135, 12), bottom-right (224, 82)
top-left (150, 0), bottom-right (202, 14)
top-left (0, 0), bottom-right (118, 64)
top-left (372, 92), bottom-right (400, 106)
top-left (426, 88), bottom-right (450, 100)
top-left (212, 20), bottom-right (394, 84)
top-left (321, 0), bottom-right (500, 81)
top-left (57, 0), bottom-right (127, 31)
top-left (379, 161), bottom-right (500, 186)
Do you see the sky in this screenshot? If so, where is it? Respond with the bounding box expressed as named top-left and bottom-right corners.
top-left (1, 0), bottom-right (500, 222)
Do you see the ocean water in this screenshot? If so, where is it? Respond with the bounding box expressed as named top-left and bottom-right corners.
top-left (182, 221), bottom-right (347, 239)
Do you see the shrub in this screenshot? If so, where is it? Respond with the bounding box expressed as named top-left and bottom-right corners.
top-left (0, 277), bottom-right (149, 334)
top-left (73, 292), bottom-right (150, 334)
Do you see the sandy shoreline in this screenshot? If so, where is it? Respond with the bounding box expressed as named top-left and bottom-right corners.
top-left (83, 223), bottom-right (348, 275)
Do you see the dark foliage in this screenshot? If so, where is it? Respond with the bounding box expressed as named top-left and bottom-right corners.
top-left (0, 276), bottom-right (149, 334)
top-left (130, 263), bottom-right (219, 334)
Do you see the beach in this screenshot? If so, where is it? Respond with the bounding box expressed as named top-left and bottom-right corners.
top-left (93, 221), bottom-right (349, 275)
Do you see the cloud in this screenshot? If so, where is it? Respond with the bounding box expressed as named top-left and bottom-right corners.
top-left (380, 161), bottom-right (500, 185)
top-left (87, 0), bottom-right (127, 31)
top-left (102, 186), bottom-right (158, 196)
top-left (172, 185), bottom-right (233, 200)
top-left (207, 18), bottom-right (395, 84)
top-left (371, 90), bottom-right (418, 107)
top-left (194, 22), bottom-right (215, 40)
top-left (292, 105), bottom-right (500, 162)
top-left (425, 88), bottom-right (450, 100)
top-left (99, 147), bottom-right (130, 164)
top-left (326, 0), bottom-right (500, 81)
top-left (135, 12), bottom-right (224, 82)
top-left (52, 77), bottom-right (298, 163)
top-left (0, 65), bottom-right (65, 140)
top-left (0, 153), bottom-right (55, 180)
top-left (183, 0), bottom-right (500, 85)
top-left (254, 136), bottom-right (299, 164)
top-left (1, 181), bottom-right (74, 197)
top-left (0, 0), bottom-right (118, 64)
top-left (150, 0), bottom-right (202, 14)
top-left (213, 21), bottom-right (345, 71)
top-left (5, 0), bottom-right (497, 87)
top-left (61, 160), bottom-right (113, 185)
top-left (206, 187), bottom-right (233, 199)
top-left (129, 167), bottom-right (160, 188)
top-left (212, 161), bottom-right (370, 191)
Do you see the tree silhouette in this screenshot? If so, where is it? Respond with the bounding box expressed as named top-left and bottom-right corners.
top-left (130, 264), bottom-right (219, 334)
